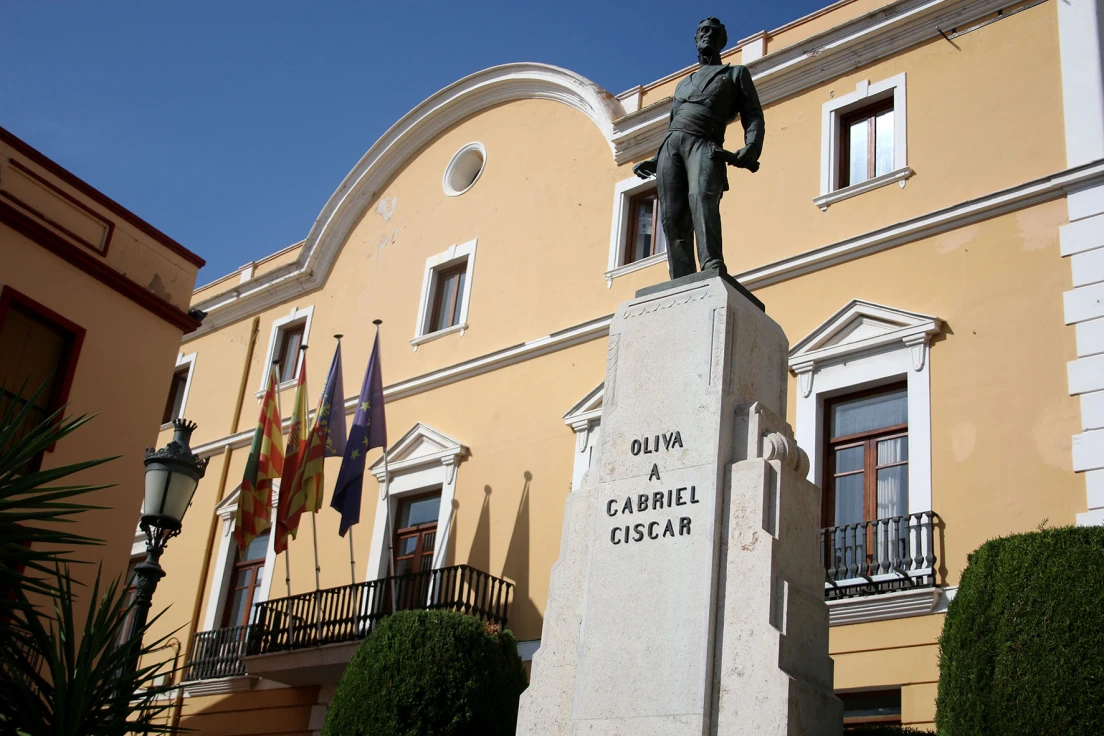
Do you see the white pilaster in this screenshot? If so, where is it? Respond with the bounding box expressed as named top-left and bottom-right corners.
top-left (1058, 0), bottom-right (1104, 526)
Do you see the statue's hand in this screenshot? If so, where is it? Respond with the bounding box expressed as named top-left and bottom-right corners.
top-left (633, 158), bottom-right (657, 179)
top-left (733, 145), bottom-right (760, 173)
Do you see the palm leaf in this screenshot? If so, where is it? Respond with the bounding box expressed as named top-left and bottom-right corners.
top-left (0, 566), bottom-right (181, 735)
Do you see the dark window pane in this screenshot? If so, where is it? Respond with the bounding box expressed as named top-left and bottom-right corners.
top-left (831, 389), bottom-right (907, 438)
top-left (835, 446), bottom-right (864, 474)
top-left (398, 536), bottom-right (417, 556)
top-left (395, 558), bottom-right (413, 577)
top-left (243, 531), bottom-right (269, 562)
top-left (226, 587), bottom-right (249, 627)
top-left (278, 325), bottom-right (304, 383)
top-left (398, 495), bottom-right (440, 528)
top-left (835, 473), bottom-right (865, 526)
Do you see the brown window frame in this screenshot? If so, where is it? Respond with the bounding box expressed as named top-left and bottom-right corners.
top-left (624, 189), bottom-right (661, 265)
top-left (221, 534), bottom-right (269, 629)
top-left (392, 490), bottom-right (441, 577)
top-left (162, 365), bottom-right (190, 425)
top-left (821, 383), bottom-right (908, 529)
top-left (274, 322), bottom-right (305, 384)
top-left (837, 96), bottom-right (894, 189)
top-left (0, 286), bottom-right (86, 465)
top-left (428, 262), bottom-right (467, 334)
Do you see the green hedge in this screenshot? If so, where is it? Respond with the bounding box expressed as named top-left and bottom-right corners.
top-left (323, 609), bottom-right (528, 736)
top-left (936, 525), bottom-right (1104, 735)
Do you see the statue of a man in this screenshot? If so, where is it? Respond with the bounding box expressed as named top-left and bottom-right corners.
top-left (633, 17), bottom-right (764, 279)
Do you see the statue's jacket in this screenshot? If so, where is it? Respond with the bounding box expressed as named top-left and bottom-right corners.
top-left (658, 63), bottom-right (765, 190)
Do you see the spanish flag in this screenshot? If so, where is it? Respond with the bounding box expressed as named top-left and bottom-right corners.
top-left (233, 370), bottom-right (285, 553)
top-left (274, 356), bottom-right (309, 553)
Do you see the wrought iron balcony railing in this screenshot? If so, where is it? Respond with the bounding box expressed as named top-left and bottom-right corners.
top-left (821, 511), bottom-right (940, 601)
top-left (183, 623), bottom-right (256, 682)
top-left (249, 564), bottom-right (513, 657)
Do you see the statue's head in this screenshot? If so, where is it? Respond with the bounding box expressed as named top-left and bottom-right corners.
top-left (695, 17), bottom-right (728, 55)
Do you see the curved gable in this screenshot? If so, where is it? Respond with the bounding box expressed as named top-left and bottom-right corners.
top-left (190, 63), bottom-right (625, 336)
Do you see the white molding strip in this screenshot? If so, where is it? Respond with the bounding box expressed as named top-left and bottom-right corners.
top-left (189, 314), bottom-right (614, 458)
top-left (740, 159), bottom-right (1104, 290)
top-left (828, 587), bottom-right (942, 626)
top-left (813, 167), bottom-right (914, 211)
top-left (185, 0), bottom-right (1011, 340)
top-left (185, 161), bottom-right (1104, 459)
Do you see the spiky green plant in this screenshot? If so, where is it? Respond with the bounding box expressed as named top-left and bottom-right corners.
top-left (1, 567), bottom-right (178, 735)
top-left (0, 381), bottom-right (182, 734)
top-left (0, 380), bottom-right (114, 614)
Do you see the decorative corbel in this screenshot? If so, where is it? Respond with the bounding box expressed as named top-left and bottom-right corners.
top-left (571, 420), bottom-right (592, 453)
top-left (903, 335), bottom-right (928, 371)
top-left (441, 456), bottom-right (458, 485)
top-left (793, 361), bottom-right (815, 398)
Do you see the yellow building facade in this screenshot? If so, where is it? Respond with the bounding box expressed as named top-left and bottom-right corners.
top-left (0, 127), bottom-right (205, 619)
top-left (140, 0), bottom-right (1104, 732)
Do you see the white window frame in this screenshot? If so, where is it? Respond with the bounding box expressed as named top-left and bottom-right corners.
top-left (256, 305), bottom-right (313, 396)
top-left (605, 176), bottom-right (667, 287)
top-left (789, 300), bottom-right (941, 519)
top-left (411, 239), bottom-right (477, 348)
top-left (366, 423), bottom-right (468, 580)
top-left (790, 302), bottom-right (941, 616)
top-left (202, 485), bottom-right (279, 632)
top-left (815, 73), bottom-right (912, 211)
top-left (160, 351), bottom-right (197, 431)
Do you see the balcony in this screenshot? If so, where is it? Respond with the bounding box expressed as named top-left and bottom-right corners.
top-left (821, 510), bottom-right (941, 602)
top-left (184, 624), bottom-right (255, 682)
top-left (183, 565), bottom-right (513, 686)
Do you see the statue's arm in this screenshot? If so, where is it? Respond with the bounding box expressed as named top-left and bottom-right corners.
top-left (735, 65), bottom-right (764, 163)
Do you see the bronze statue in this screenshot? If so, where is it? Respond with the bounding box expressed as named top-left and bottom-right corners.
top-left (633, 17), bottom-right (764, 280)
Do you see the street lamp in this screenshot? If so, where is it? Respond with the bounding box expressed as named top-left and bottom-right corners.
top-left (131, 418), bottom-right (209, 640)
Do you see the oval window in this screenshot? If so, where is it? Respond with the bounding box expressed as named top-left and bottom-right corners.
top-left (443, 143), bottom-right (486, 196)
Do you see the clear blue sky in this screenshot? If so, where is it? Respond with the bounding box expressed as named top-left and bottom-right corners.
top-left (3, 1), bottom-right (827, 283)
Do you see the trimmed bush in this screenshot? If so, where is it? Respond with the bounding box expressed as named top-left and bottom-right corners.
top-left (323, 609), bottom-right (527, 736)
top-left (936, 525), bottom-right (1104, 735)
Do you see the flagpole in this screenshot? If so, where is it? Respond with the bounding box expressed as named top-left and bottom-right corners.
top-left (272, 358), bottom-right (291, 600)
top-left (335, 333), bottom-right (357, 587)
top-left (374, 319), bottom-right (398, 614)
top-left (292, 343), bottom-right (322, 595)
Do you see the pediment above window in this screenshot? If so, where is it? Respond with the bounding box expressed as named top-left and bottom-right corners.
top-left (369, 423), bottom-right (468, 483)
top-left (564, 383), bottom-right (603, 453)
top-left (788, 300), bottom-right (942, 398)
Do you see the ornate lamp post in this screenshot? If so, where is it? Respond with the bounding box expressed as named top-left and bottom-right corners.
top-left (131, 418), bottom-right (209, 640)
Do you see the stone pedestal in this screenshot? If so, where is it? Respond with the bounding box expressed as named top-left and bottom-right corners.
top-left (518, 275), bottom-right (841, 735)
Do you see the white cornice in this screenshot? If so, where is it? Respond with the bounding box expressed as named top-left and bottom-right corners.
top-left (185, 160), bottom-right (1104, 459)
top-left (186, 0), bottom-right (1013, 338)
top-left (609, 0), bottom-right (1010, 164)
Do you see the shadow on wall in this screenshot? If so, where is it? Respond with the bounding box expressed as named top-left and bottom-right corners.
top-left (460, 472), bottom-right (541, 642)
top-left (502, 471), bottom-right (540, 642)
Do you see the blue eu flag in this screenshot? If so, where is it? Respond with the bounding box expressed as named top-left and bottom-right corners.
top-left (331, 332), bottom-right (387, 536)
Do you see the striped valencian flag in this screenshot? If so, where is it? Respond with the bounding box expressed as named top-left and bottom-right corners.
top-left (233, 370), bottom-right (285, 553)
top-left (274, 355), bottom-right (309, 553)
top-left (287, 342), bottom-right (347, 534)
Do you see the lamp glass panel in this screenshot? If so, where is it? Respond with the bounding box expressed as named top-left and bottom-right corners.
top-left (143, 466), bottom-right (170, 515)
top-left (163, 470), bottom-right (199, 523)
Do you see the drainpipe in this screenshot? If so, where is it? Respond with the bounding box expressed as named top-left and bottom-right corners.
top-left (171, 315), bottom-right (260, 732)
